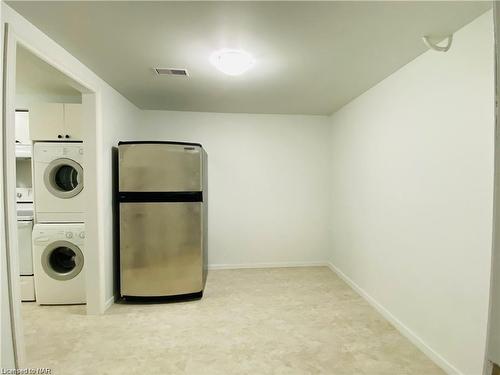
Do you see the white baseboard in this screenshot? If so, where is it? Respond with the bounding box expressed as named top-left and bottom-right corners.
top-left (103, 296), bottom-right (115, 312)
top-left (326, 262), bottom-right (462, 375)
top-left (208, 261), bottom-right (328, 270)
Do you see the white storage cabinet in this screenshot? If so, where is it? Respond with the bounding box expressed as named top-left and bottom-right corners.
top-left (29, 103), bottom-right (83, 141)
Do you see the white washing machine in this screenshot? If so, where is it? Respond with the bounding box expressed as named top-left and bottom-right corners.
top-left (32, 223), bottom-right (86, 305)
top-left (33, 142), bottom-right (84, 222)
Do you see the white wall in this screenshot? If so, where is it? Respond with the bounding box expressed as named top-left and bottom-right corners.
top-left (328, 11), bottom-right (494, 375)
top-left (137, 111), bottom-right (331, 267)
top-left (100, 93), bottom-right (140, 304)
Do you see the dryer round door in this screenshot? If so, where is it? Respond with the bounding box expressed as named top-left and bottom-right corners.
top-left (43, 158), bottom-right (84, 199)
top-left (41, 240), bottom-right (84, 281)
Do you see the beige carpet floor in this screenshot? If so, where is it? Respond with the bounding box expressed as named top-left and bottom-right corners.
top-left (21, 267), bottom-right (444, 375)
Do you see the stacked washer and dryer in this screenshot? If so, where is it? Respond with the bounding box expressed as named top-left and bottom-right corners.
top-left (32, 142), bottom-right (86, 305)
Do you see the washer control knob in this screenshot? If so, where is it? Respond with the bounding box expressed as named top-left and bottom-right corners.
top-left (79, 232), bottom-right (85, 239)
top-left (65, 232), bottom-right (73, 239)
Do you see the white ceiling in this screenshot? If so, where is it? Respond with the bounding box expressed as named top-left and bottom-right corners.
top-left (16, 45), bottom-right (82, 99)
top-left (8, 1), bottom-right (492, 115)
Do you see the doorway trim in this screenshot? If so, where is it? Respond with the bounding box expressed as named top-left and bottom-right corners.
top-left (2, 22), bottom-right (104, 369)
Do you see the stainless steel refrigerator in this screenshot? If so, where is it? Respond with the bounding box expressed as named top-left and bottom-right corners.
top-left (118, 141), bottom-right (207, 298)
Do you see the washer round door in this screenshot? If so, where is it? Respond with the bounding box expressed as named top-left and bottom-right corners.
top-left (43, 158), bottom-right (84, 199)
top-left (41, 241), bottom-right (84, 281)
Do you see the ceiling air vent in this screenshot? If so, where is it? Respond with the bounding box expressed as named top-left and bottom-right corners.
top-left (155, 68), bottom-right (189, 76)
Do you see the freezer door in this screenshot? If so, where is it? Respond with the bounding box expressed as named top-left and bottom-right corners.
top-left (120, 202), bottom-right (203, 297)
top-left (119, 143), bottom-right (202, 192)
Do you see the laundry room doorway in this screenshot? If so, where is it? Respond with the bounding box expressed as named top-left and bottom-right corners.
top-left (2, 23), bottom-right (101, 368)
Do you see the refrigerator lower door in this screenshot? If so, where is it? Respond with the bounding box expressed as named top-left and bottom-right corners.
top-left (120, 202), bottom-right (203, 297)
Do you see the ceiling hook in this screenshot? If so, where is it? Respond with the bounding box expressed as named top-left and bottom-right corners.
top-left (422, 35), bottom-right (453, 52)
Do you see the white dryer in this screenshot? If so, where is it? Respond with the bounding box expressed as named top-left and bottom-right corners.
top-left (34, 142), bottom-right (84, 222)
top-left (32, 223), bottom-right (86, 305)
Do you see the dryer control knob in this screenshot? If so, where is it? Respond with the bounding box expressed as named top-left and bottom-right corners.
top-left (65, 232), bottom-right (73, 239)
top-left (79, 232), bottom-right (85, 239)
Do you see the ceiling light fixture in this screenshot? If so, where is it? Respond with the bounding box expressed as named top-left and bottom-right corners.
top-left (210, 49), bottom-right (255, 76)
